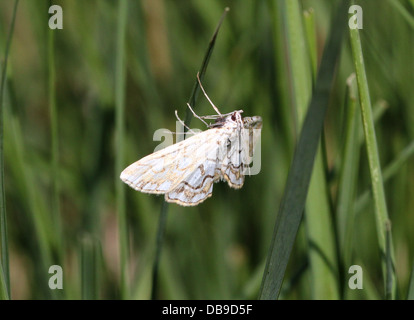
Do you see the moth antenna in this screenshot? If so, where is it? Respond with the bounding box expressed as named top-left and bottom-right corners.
top-left (175, 110), bottom-right (197, 135)
top-left (186, 103), bottom-right (209, 127)
top-left (197, 72), bottom-right (222, 116)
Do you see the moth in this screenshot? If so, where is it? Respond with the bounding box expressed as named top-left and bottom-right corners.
top-left (120, 75), bottom-right (262, 206)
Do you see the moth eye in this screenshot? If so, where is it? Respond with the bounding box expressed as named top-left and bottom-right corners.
top-left (231, 113), bottom-right (236, 121)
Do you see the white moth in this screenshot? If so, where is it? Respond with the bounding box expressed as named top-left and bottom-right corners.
top-left (120, 76), bottom-right (262, 206)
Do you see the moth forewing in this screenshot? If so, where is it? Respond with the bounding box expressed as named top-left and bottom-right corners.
top-left (215, 121), bottom-right (245, 189)
top-left (120, 130), bottom-right (216, 194)
top-left (164, 139), bottom-right (221, 206)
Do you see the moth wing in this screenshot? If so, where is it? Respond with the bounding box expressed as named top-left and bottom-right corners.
top-left (220, 128), bottom-right (246, 189)
top-left (165, 126), bottom-right (238, 205)
top-left (221, 119), bottom-right (262, 187)
top-left (242, 117), bottom-right (262, 175)
top-left (165, 156), bottom-right (220, 206)
top-left (120, 128), bottom-right (227, 194)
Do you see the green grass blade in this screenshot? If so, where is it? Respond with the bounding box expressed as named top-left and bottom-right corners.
top-left (304, 5), bottom-right (339, 300)
top-left (303, 8), bottom-right (317, 81)
top-left (0, 0), bottom-right (19, 299)
top-left (150, 201), bottom-right (168, 300)
top-left (355, 139), bottom-right (414, 214)
top-left (0, 262), bottom-right (9, 299)
top-left (269, 0), bottom-right (294, 156)
top-left (184, 7), bottom-right (230, 128)
top-left (80, 236), bottom-right (100, 300)
top-left (306, 149), bottom-right (340, 299)
top-left (284, 0), bottom-right (312, 128)
top-left (258, 0), bottom-right (347, 300)
top-left (337, 74), bottom-right (360, 268)
top-left (150, 7), bottom-right (229, 299)
top-left (47, 0), bottom-right (63, 267)
top-left (358, 100), bottom-right (388, 144)
top-left (349, 16), bottom-right (397, 299)
top-left (385, 220), bottom-right (393, 299)
top-left (287, 0), bottom-right (339, 299)
top-left (408, 263), bottom-right (414, 300)
top-left (115, 0), bottom-right (129, 299)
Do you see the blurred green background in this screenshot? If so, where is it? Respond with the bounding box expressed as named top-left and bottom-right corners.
top-left (0, 0), bottom-right (413, 299)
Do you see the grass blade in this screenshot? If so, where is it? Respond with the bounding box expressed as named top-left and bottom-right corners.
top-left (286, 0), bottom-right (339, 299)
top-left (150, 7), bottom-right (230, 299)
top-left (303, 4), bottom-right (339, 299)
top-left (306, 149), bottom-right (340, 299)
top-left (184, 7), bottom-right (230, 128)
top-left (358, 100), bottom-right (388, 144)
top-left (336, 74), bottom-right (360, 268)
top-left (47, 0), bottom-right (63, 266)
top-left (258, 0), bottom-right (347, 300)
top-left (385, 220), bottom-right (393, 299)
top-left (115, 0), bottom-right (129, 299)
top-left (0, 0), bottom-right (19, 299)
top-left (0, 262), bottom-right (9, 299)
top-left (80, 236), bottom-right (100, 300)
top-left (303, 8), bottom-right (317, 80)
top-left (350, 16), bottom-right (396, 299)
top-left (355, 139), bottom-right (414, 214)
top-left (268, 1), bottom-right (294, 156)
top-left (284, 0), bottom-right (311, 128)
top-left (150, 201), bottom-right (168, 300)
top-left (408, 263), bottom-right (414, 300)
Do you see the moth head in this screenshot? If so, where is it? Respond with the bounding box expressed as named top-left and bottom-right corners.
top-left (230, 110), bottom-right (243, 123)
top-left (212, 110), bottom-right (243, 126)
top-left (210, 110), bottom-right (251, 128)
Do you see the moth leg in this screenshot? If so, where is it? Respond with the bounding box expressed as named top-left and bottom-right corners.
top-left (175, 110), bottom-right (197, 135)
top-left (186, 103), bottom-right (209, 127)
top-left (196, 72), bottom-right (222, 116)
